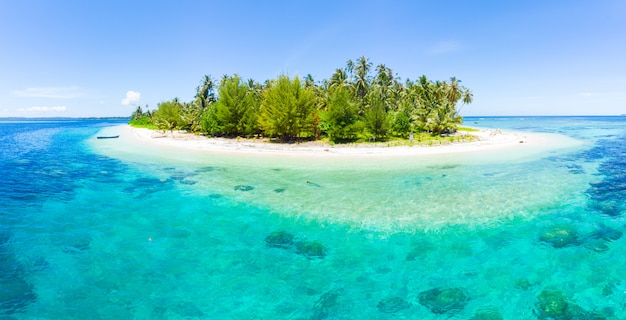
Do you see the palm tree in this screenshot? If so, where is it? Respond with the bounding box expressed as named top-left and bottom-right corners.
top-left (353, 56), bottom-right (372, 101)
top-left (456, 88), bottom-right (474, 114)
top-left (304, 74), bottom-right (315, 89)
top-left (196, 75), bottom-right (216, 110)
top-left (445, 77), bottom-right (463, 105)
top-left (373, 64), bottom-right (402, 112)
top-left (462, 88), bottom-right (473, 105)
top-left (346, 59), bottom-right (355, 77)
top-left (132, 105), bottom-right (143, 120)
top-left (329, 68), bottom-right (348, 89)
top-left (375, 64), bottom-right (392, 87)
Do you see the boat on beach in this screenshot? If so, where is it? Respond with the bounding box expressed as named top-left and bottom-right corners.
top-left (97, 135), bottom-right (119, 139)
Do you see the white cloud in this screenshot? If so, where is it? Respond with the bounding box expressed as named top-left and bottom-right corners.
top-left (17, 106), bottom-right (67, 112)
top-left (427, 41), bottom-right (462, 56)
top-left (12, 86), bottom-right (83, 99)
top-left (121, 91), bottom-right (141, 106)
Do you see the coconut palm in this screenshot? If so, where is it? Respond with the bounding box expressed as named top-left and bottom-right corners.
top-left (353, 56), bottom-right (372, 101)
top-left (456, 88), bottom-right (474, 114)
top-left (132, 105), bottom-right (143, 120)
top-left (329, 68), bottom-right (349, 89)
top-left (446, 76), bottom-right (462, 105)
top-left (196, 75), bottom-right (216, 110)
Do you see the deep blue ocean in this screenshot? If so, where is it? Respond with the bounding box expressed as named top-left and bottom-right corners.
top-left (2, 116), bottom-right (626, 319)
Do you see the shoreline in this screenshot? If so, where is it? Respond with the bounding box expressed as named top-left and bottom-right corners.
top-left (121, 125), bottom-right (562, 158)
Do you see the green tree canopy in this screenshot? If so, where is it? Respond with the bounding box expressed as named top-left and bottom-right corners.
top-left (363, 93), bottom-right (392, 140)
top-left (259, 75), bottom-right (317, 139)
top-left (130, 56), bottom-right (474, 140)
top-left (321, 86), bottom-right (361, 141)
top-left (153, 99), bottom-right (183, 131)
top-left (215, 74), bottom-right (260, 136)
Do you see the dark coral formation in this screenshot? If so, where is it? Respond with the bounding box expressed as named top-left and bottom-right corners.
top-left (311, 288), bottom-right (344, 320)
top-left (264, 231), bottom-right (328, 260)
top-left (539, 226), bottom-right (580, 248)
top-left (472, 307), bottom-right (503, 320)
top-left (535, 289), bottom-right (607, 320)
top-left (123, 177), bottom-right (175, 199)
top-left (591, 225), bottom-right (622, 241)
top-left (264, 231), bottom-right (294, 249)
top-left (234, 185), bottom-right (254, 192)
top-left (295, 240), bottom-right (327, 259)
top-left (0, 231), bottom-right (37, 314)
top-left (406, 240), bottom-right (434, 261)
top-left (418, 287), bottom-right (469, 315)
top-left (583, 136), bottom-right (626, 216)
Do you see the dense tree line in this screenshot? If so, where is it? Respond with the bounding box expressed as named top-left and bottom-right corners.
top-left (130, 56), bottom-right (473, 141)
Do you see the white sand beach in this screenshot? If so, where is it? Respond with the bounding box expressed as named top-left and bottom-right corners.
top-left (92, 125), bottom-right (584, 168)
top-left (124, 125), bottom-right (561, 157)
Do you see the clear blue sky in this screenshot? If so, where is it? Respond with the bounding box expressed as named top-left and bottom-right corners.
top-left (1, 0), bottom-right (624, 117)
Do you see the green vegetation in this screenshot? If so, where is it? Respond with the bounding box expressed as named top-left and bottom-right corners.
top-left (215, 74), bottom-right (260, 136)
top-left (128, 105), bottom-right (157, 129)
top-left (130, 56), bottom-right (474, 142)
top-left (457, 126), bottom-right (479, 132)
top-left (259, 75), bottom-right (317, 139)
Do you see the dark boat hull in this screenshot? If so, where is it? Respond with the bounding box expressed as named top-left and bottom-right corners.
top-left (97, 135), bottom-right (119, 139)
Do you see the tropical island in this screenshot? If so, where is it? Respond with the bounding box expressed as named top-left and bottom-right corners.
top-left (129, 56), bottom-right (475, 145)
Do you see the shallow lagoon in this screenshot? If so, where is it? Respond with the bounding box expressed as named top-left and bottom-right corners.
top-left (2, 117), bottom-right (626, 319)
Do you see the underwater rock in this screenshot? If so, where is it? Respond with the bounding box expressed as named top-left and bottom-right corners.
top-left (602, 283), bottom-right (615, 296)
top-left (265, 231), bottom-right (294, 249)
top-left (514, 278), bottom-right (532, 290)
top-left (234, 185), bottom-right (254, 192)
top-left (179, 179), bottom-right (197, 185)
top-left (472, 307), bottom-right (503, 320)
top-left (590, 201), bottom-right (623, 216)
top-left (0, 277), bottom-right (37, 311)
top-left (295, 240), bottom-right (327, 259)
top-left (311, 288), bottom-right (343, 320)
top-left (418, 287), bottom-right (469, 315)
top-left (377, 296), bottom-right (411, 313)
top-left (592, 225), bottom-right (623, 241)
top-left (539, 226), bottom-right (579, 248)
top-left (124, 177), bottom-right (174, 198)
top-left (406, 240), bottom-right (434, 261)
top-left (583, 240), bottom-right (610, 252)
top-left (533, 289), bottom-right (606, 319)
top-left (535, 289), bottom-right (569, 319)
top-left (273, 188), bottom-right (286, 193)
top-left (208, 194), bottom-right (223, 199)
top-left (566, 164), bottom-right (585, 175)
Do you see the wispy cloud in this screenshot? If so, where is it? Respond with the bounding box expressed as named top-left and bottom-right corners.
top-left (121, 91), bottom-right (141, 106)
top-left (427, 41), bottom-right (463, 56)
top-left (12, 86), bottom-right (84, 99)
top-left (17, 106), bottom-right (67, 112)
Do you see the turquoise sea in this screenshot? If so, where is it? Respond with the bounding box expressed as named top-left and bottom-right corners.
top-left (2, 116), bottom-right (626, 319)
